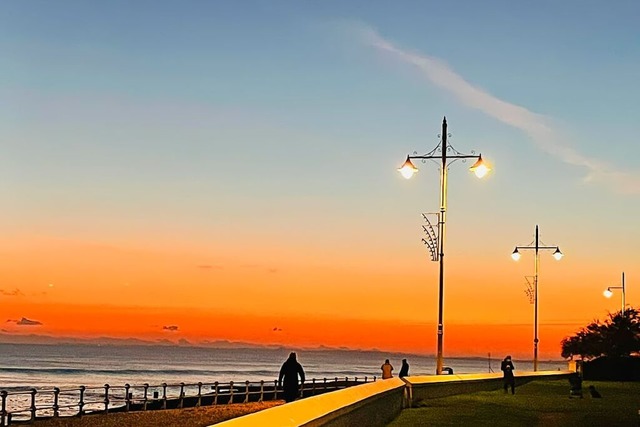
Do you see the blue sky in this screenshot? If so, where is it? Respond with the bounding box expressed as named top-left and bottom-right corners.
top-left (1, 1), bottom-right (639, 348)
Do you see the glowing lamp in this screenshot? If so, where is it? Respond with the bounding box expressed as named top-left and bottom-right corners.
top-left (469, 155), bottom-right (490, 178)
top-left (398, 156), bottom-right (418, 179)
top-left (552, 248), bottom-right (563, 261)
top-left (511, 248), bottom-right (521, 261)
top-left (603, 289), bottom-right (613, 298)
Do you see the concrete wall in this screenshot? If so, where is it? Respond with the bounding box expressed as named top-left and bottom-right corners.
top-left (213, 371), bottom-right (573, 427)
top-left (405, 371), bottom-right (572, 405)
top-left (214, 378), bottom-right (405, 427)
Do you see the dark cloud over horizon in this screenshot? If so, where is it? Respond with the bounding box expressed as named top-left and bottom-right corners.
top-left (10, 317), bottom-right (43, 326)
top-left (162, 325), bottom-right (179, 331)
top-left (0, 288), bottom-right (24, 297)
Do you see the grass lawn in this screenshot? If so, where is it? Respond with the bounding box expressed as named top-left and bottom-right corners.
top-left (388, 380), bottom-right (640, 427)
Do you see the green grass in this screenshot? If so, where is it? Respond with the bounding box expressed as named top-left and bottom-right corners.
top-left (388, 380), bottom-right (640, 427)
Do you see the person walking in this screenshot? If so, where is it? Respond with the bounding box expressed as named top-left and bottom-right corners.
top-left (399, 359), bottom-right (409, 378)
top-left (278, 352), bottom-right (305, 403)
top-left (381, 359), bottom-right (394, 379)
top-left (501, 355), bottom-right (515, 394)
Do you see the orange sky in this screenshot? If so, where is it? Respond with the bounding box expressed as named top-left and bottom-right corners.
top-left (1, 233), bottom-right (634, 360)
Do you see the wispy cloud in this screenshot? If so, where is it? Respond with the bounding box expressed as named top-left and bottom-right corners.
top-left (196, 265), bottom-right (222, 270)
top-left (0, 288), bottom-right (24, 297)
top-left (355, 24), bottom-right (640, 194)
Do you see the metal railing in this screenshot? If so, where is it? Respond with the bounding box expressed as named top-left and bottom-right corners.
top-left (0, 376), bottom-right (375, 425)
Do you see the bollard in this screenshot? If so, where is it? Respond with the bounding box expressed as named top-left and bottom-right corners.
top-left (30, 388), bottom-right (37, 422)
top-left (179, 383), bottom-right (185, 409)
top-left (1, 390), bottom-right (7, 427)
top-left (53, 387), bottom-right (60, 417)
top-left (124, 384), bottom-right (131, 412)
top-left (104, 384), bottom-right (110, 414)
top-left (161, 383), bottom-right (167, 410)
top-left (213, 382), bottom-right (219, 405)
top-left (244, 381), bottom-right (250, 404)
top-left (197, 382), bottom-right (202, 407)
top-left (78, 386), bottom-right (86, 417)
top-left (259, 380), bottom-right (264, 402)
top-left (143, 384), bottom-right (149, 411)
top-left (229, 381), bottom-right (234, 404)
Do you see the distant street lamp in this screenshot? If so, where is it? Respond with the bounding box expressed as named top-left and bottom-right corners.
top-left (398, 116), bottom-right (490, 375)
top-left (511, 225), bottom-right (563, 372)
top-left (604, 272), bottom-right (626, 315)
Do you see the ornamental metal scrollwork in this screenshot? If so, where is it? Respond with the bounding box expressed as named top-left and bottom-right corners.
top-left (421, 213), bottom-right (439, 262)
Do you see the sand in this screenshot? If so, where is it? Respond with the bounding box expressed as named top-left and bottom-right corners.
top-left (32, 401), bottom-right (283, 427)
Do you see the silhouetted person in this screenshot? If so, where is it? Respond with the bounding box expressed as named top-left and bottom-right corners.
top-left (589, 385), bottom-right (602, 398)
top-left (278, 352), bottom-right (305, 403)
top-left (399, 359), bottom-right (409, 378)
top-left (501, 355), bottom-right (515, 394)
top-left (381, 359), bottom-right (394, 379)
top-left (568, 373), bottom-right (583, 398)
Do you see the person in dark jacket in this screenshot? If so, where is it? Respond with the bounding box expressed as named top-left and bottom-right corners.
top-left (399, 359), bottom-right (410, 378)
top-left (501, 355), bottom-right (515, 394)
top-left (278, 352), bottom-right (306, 403)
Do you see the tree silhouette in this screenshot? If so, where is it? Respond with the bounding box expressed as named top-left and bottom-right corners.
top-left (561, 308), bottom-right (640, 360)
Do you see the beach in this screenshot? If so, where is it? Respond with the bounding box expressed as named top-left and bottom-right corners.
top-left (32, 402), bottom-right (281, 427)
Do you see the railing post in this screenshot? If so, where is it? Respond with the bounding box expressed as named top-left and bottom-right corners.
top-left (179, 383), bottom-right (185, 409)
top-left (161, 383), bottom-right (167, 410)
top-left (1, 390), bottom-right (7, 427)
top-left (213, 382), bottom-right (219, 405)
top-left (273, 380), bottom-right (278, 401)
top-left (104, 384), bottom-right (110, 414)
top-left (124, 384), bottom-right (131, 412)
top-left (345, 377), bottom-right (348, 389)
top-left (244, 381), bottom-right (250, 404)
top-left (355, 376), bottom-right (358, 384)
top-left (78, 386), bottom-right (85, 417)
top-left (374, 376), bottom-right (377, 382)
top-left (259, 381), bottom-right (264, 403)
top-left (311, 378), bottom-right (316, 395)
top-left (197, 382), bottom-right (202, 407)
top-left (228, 381), bottom-right (234, 404)
top-left (364, 376), bottom-right (368, 383)
top-left (53, 387), bottom-right (60, 417)
top-left (143, 384), bottom-right (149, 411)
top-left (30, 388), bottom-right (37, 422)
top-left (334, 377), bottom-right (338, 390)
top-left (323, 378), bottom-right (327, 392)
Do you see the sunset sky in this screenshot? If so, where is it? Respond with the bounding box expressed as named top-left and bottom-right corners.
top-left (1, 1), bottom-right (639, 360)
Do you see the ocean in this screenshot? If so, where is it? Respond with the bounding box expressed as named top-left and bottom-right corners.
top-left (0, 343), bottom-right (568, 390)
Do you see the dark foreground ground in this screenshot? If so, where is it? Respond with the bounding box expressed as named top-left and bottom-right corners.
top-left (32, 401), bottom-right (282, 427)
top-left (389, 380), bottom-right (640, 427)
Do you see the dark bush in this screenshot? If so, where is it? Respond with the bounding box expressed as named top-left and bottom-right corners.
top-left (583, 356), bottom-right (640, 381)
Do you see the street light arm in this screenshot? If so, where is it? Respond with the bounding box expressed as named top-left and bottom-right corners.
top-left (408, 154), bottom-right (481, 160)
top-left (514, 245), bottom-right (561, 251)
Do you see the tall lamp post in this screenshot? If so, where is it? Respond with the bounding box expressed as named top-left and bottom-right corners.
top-left (398, 116), bottom-right (490, 375)
top-left (603, 272), bottom-right (626, 315)
top-left (511, 225), bottom-right (563, 371)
